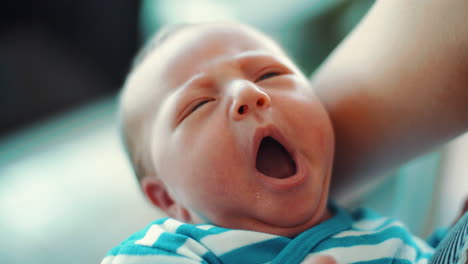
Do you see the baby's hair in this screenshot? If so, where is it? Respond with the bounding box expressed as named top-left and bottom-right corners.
top-left (130, 23), bottom-right (191, 73)
top-left (119, 23), bottom-right (191, 183)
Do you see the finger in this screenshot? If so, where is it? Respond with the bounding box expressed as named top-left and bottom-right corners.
top-left (303, 255), bottom-right (337, 264)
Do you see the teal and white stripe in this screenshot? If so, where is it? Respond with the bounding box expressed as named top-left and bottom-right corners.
top-left (102, 206), bottom-right (459, 264)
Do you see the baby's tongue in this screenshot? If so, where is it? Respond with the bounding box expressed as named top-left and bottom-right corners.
top-left (256, 137), bottom-right (296, 179)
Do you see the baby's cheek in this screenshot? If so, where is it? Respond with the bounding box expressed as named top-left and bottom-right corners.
top-left (285, 98), bottom-right (335, 168)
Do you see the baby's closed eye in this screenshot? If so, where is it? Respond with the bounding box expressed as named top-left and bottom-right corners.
top-left (255, 71), bottom-right (282, 82)
top-left (190, 99), bottom-right (212, 113)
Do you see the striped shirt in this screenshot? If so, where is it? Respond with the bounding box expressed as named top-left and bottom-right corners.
top-left (102, 206), bottom-right (443, 264)
top-left (430, 211), bottom-right (468, 264)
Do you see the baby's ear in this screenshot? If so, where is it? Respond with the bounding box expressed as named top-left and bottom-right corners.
top-left (141, 176), bottom-right (191, 222)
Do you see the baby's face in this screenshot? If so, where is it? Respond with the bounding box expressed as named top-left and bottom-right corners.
top-left (126, 24), bottom-right (334, 237)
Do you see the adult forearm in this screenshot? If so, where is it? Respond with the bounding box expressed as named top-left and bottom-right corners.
top-left (311, 0), bottom-right (468, 196)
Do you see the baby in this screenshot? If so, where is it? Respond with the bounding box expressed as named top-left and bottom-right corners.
top-left (102, 23), bottom-right (466, 264)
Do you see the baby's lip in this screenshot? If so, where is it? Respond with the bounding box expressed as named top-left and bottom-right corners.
top-left (252, 125), bottom-right (305, 191)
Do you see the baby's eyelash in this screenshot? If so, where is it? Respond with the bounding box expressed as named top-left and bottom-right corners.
top-left (190, 100), bottom-right (210, 113)
top-left (256, 72), bottom-right (281, 82)
top-left (177, 98), bottom-right (214, 125)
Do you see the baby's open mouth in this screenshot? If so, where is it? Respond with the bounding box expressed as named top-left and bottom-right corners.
top-left (255, 136), bottom-right (297, 179)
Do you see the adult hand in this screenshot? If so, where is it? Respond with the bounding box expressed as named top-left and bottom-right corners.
top-left (302, 255), bottom-right (337, 264)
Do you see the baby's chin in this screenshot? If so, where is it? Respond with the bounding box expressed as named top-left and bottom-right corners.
top-left (258, 207), bottom-right (332, 237)
top-left (248, 184), bottom-right (333, 236)
top-left (206, 204), bottom-right (332, 237)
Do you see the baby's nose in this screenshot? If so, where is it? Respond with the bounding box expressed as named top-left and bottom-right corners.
top-left (229, 80), bottom-right (271, 121)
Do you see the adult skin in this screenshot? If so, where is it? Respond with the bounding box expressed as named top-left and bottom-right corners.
top-left (311, 0), bottom-right (468, 197)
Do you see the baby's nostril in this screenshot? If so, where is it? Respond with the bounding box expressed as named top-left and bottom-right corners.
top-left (257, 98), bottom-right (265, 107)
top-left (238, 105), bottom-right (248, 114)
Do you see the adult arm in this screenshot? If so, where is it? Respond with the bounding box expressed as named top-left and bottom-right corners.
top-left (310, 0), bottom-right (468, 198)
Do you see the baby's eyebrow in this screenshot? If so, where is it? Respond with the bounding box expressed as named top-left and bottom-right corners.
top-left (176, 72), bottom-right (211, 94)
top-left (235, 51), bottom-right (291, 74)
top-left (234, 50), bottom-right (279, 63)
top-left (180, 73), bottom-right (204, 88)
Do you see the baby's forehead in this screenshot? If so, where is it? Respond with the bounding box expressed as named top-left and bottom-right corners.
top-left (159, 25), bottom-right (284, 77)
top-left (131, 24), bottom-right (285, 91)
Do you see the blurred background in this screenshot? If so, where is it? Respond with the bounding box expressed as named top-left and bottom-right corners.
top-left (0, 1), bottom-right (466, 263)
